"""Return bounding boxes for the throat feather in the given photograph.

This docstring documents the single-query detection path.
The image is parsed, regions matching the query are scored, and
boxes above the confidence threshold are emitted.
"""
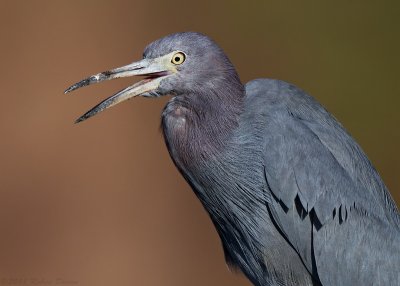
[161,90,243,168]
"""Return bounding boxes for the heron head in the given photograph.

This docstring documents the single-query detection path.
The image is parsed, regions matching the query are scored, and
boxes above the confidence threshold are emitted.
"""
[65,32,238,123]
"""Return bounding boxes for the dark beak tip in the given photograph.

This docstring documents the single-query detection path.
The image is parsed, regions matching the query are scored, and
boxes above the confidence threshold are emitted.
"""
[64,83,80,94]
[64,76,96,95]
[64,87,72,94]
[74,116,86,124]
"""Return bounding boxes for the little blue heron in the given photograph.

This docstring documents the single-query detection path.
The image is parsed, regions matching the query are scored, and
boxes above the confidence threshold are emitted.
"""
[65,32,400,286]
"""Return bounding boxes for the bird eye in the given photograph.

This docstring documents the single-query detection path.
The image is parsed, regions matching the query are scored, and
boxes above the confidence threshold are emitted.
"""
[171,52,186,65]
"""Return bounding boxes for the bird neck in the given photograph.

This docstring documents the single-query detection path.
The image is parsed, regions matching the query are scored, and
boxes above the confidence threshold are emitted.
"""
[162,79,245,168]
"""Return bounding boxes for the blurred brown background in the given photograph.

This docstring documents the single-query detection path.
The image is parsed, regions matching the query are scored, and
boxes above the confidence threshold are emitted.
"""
[0,1,399,285]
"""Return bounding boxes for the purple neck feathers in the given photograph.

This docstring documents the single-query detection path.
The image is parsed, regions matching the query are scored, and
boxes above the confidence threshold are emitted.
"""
[161,73,244,169]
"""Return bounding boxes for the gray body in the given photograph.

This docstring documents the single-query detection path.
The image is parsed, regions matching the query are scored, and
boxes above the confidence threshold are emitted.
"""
[163,78,400,285]
[67,32,400,286]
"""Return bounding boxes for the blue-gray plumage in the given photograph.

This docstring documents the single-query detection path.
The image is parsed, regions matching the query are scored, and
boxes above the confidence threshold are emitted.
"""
[65,32,400,286]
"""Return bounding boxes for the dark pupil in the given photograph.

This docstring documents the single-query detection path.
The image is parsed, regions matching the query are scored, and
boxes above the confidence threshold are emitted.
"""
[175,56,181,62]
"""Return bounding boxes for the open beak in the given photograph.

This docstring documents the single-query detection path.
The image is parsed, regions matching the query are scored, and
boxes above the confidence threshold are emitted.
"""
[65,53,175,123]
